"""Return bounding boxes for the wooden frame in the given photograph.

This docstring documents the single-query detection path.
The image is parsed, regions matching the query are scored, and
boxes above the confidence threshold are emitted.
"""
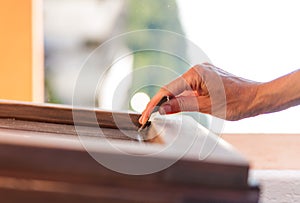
[0,100,259,202]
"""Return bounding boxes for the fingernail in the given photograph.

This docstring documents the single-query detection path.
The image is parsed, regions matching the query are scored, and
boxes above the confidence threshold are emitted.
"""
[139,116,143,124]
[141,116,148,125]
[159,104,172,114]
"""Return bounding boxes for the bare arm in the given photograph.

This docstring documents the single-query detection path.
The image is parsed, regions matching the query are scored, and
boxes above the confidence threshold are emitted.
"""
[254,69,300,115]
[139,63,300,124]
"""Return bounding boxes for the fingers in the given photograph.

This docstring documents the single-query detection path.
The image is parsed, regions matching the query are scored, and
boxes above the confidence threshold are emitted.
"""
[139,90,171,124]
[139,77,193,125]
[159,96,211,115]
[163,75,192,96]
[139,66,204,125]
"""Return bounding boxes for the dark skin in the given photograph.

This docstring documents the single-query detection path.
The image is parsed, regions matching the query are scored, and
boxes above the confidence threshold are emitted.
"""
[139,63,300,124]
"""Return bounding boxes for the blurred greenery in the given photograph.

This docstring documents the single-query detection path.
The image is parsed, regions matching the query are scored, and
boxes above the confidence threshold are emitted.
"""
[125,0,190,98]
[43,0,209,127]
[45,76,61,104]
[124,0,209,127]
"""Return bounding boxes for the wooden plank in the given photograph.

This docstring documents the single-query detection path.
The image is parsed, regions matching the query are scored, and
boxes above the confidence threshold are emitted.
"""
[0,124,249,188]
[0,118,134,141]
[0,139,250,188]
[0,118,162,143]
[0,176,259,203]
[0,100,259,202]
[0,100,141,130]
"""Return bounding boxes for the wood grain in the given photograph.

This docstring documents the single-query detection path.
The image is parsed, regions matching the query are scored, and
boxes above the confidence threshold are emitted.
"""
[0,176,259,203]
[0,132,259,202]
[0,127,249,189]
[0,118,135,141]
[0,100,141,130]
[0,131,250,188]
[0,100,260,202]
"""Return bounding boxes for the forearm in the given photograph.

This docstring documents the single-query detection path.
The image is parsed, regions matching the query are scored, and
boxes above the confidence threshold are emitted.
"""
[251,69,300,116]
[140,64,300,124]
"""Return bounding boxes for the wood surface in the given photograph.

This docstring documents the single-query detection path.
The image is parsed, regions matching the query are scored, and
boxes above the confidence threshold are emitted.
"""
[0,118,135,141]
[0,100,141,130]
[0,128,258,202]
[0,100,259,202]
[0,126,249,188]
[0,176,259,203]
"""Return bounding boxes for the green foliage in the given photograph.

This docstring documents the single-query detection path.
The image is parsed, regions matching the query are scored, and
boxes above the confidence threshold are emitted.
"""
[45,77,61,104]
[125,0,190,98]
[126,0,183,32]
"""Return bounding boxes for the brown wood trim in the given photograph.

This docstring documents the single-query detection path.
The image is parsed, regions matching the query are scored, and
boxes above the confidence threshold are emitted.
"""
[0,100,141,130]
[0,176,259,203]
[0,118,136,141]
[0,118,163,143]
[0,140,249,189]
[0,100,259,202]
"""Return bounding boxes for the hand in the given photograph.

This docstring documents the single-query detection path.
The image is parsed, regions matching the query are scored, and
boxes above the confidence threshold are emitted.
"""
[139,63,261,124]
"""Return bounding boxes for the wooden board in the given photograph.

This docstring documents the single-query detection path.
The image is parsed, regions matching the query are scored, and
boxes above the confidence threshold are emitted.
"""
[0,100,140,129]
[0,128,258,203]
[0,176,259,203]
[0,118,138,141]
[0,100,260,202]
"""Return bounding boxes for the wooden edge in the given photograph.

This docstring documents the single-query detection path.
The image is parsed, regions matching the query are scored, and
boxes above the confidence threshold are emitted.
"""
[0,176,260,203]
[0,100,141,130]
[0,111,252,188]
[0,139,250,189]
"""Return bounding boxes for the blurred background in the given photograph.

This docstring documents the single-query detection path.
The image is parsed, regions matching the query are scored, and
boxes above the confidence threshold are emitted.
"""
[43,0,300,133]
[44,0,189,107]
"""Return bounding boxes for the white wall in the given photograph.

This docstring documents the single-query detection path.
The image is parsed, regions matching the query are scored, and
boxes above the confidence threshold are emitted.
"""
[177,0,300,133]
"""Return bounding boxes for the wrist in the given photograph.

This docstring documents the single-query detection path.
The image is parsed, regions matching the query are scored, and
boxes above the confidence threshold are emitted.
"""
[241,83,265,118]
[251,82,273,116]
[250,70,300,116]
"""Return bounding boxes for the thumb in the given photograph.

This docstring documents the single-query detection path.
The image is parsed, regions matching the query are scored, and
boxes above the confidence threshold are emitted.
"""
[159,96,201,114]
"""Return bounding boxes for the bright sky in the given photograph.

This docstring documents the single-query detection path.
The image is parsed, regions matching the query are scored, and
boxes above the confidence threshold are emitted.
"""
[177,0,300,133]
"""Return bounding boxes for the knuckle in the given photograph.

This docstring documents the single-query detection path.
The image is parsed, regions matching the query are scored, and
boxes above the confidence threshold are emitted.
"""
[190,64,206,78]
[190,62,215,74]
[201,62,213,67]
[159,86,171,96]
[191,64,203,72]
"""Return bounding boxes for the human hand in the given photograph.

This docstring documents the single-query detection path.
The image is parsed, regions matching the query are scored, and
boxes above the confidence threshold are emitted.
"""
[139,63,261,124]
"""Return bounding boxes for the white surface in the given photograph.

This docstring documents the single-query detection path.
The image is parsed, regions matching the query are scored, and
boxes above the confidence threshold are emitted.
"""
[250,170,300,203]
[177,0,300,133]
[44,0,123,45]
[98,51,134,110]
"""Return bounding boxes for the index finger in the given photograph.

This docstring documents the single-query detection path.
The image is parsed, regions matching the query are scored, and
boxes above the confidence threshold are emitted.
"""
[139,75,193,124]
[138,89,171,125]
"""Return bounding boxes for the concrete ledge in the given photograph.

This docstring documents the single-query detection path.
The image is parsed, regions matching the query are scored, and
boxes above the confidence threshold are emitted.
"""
[250,170,300,203]
[222,134,300,169]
